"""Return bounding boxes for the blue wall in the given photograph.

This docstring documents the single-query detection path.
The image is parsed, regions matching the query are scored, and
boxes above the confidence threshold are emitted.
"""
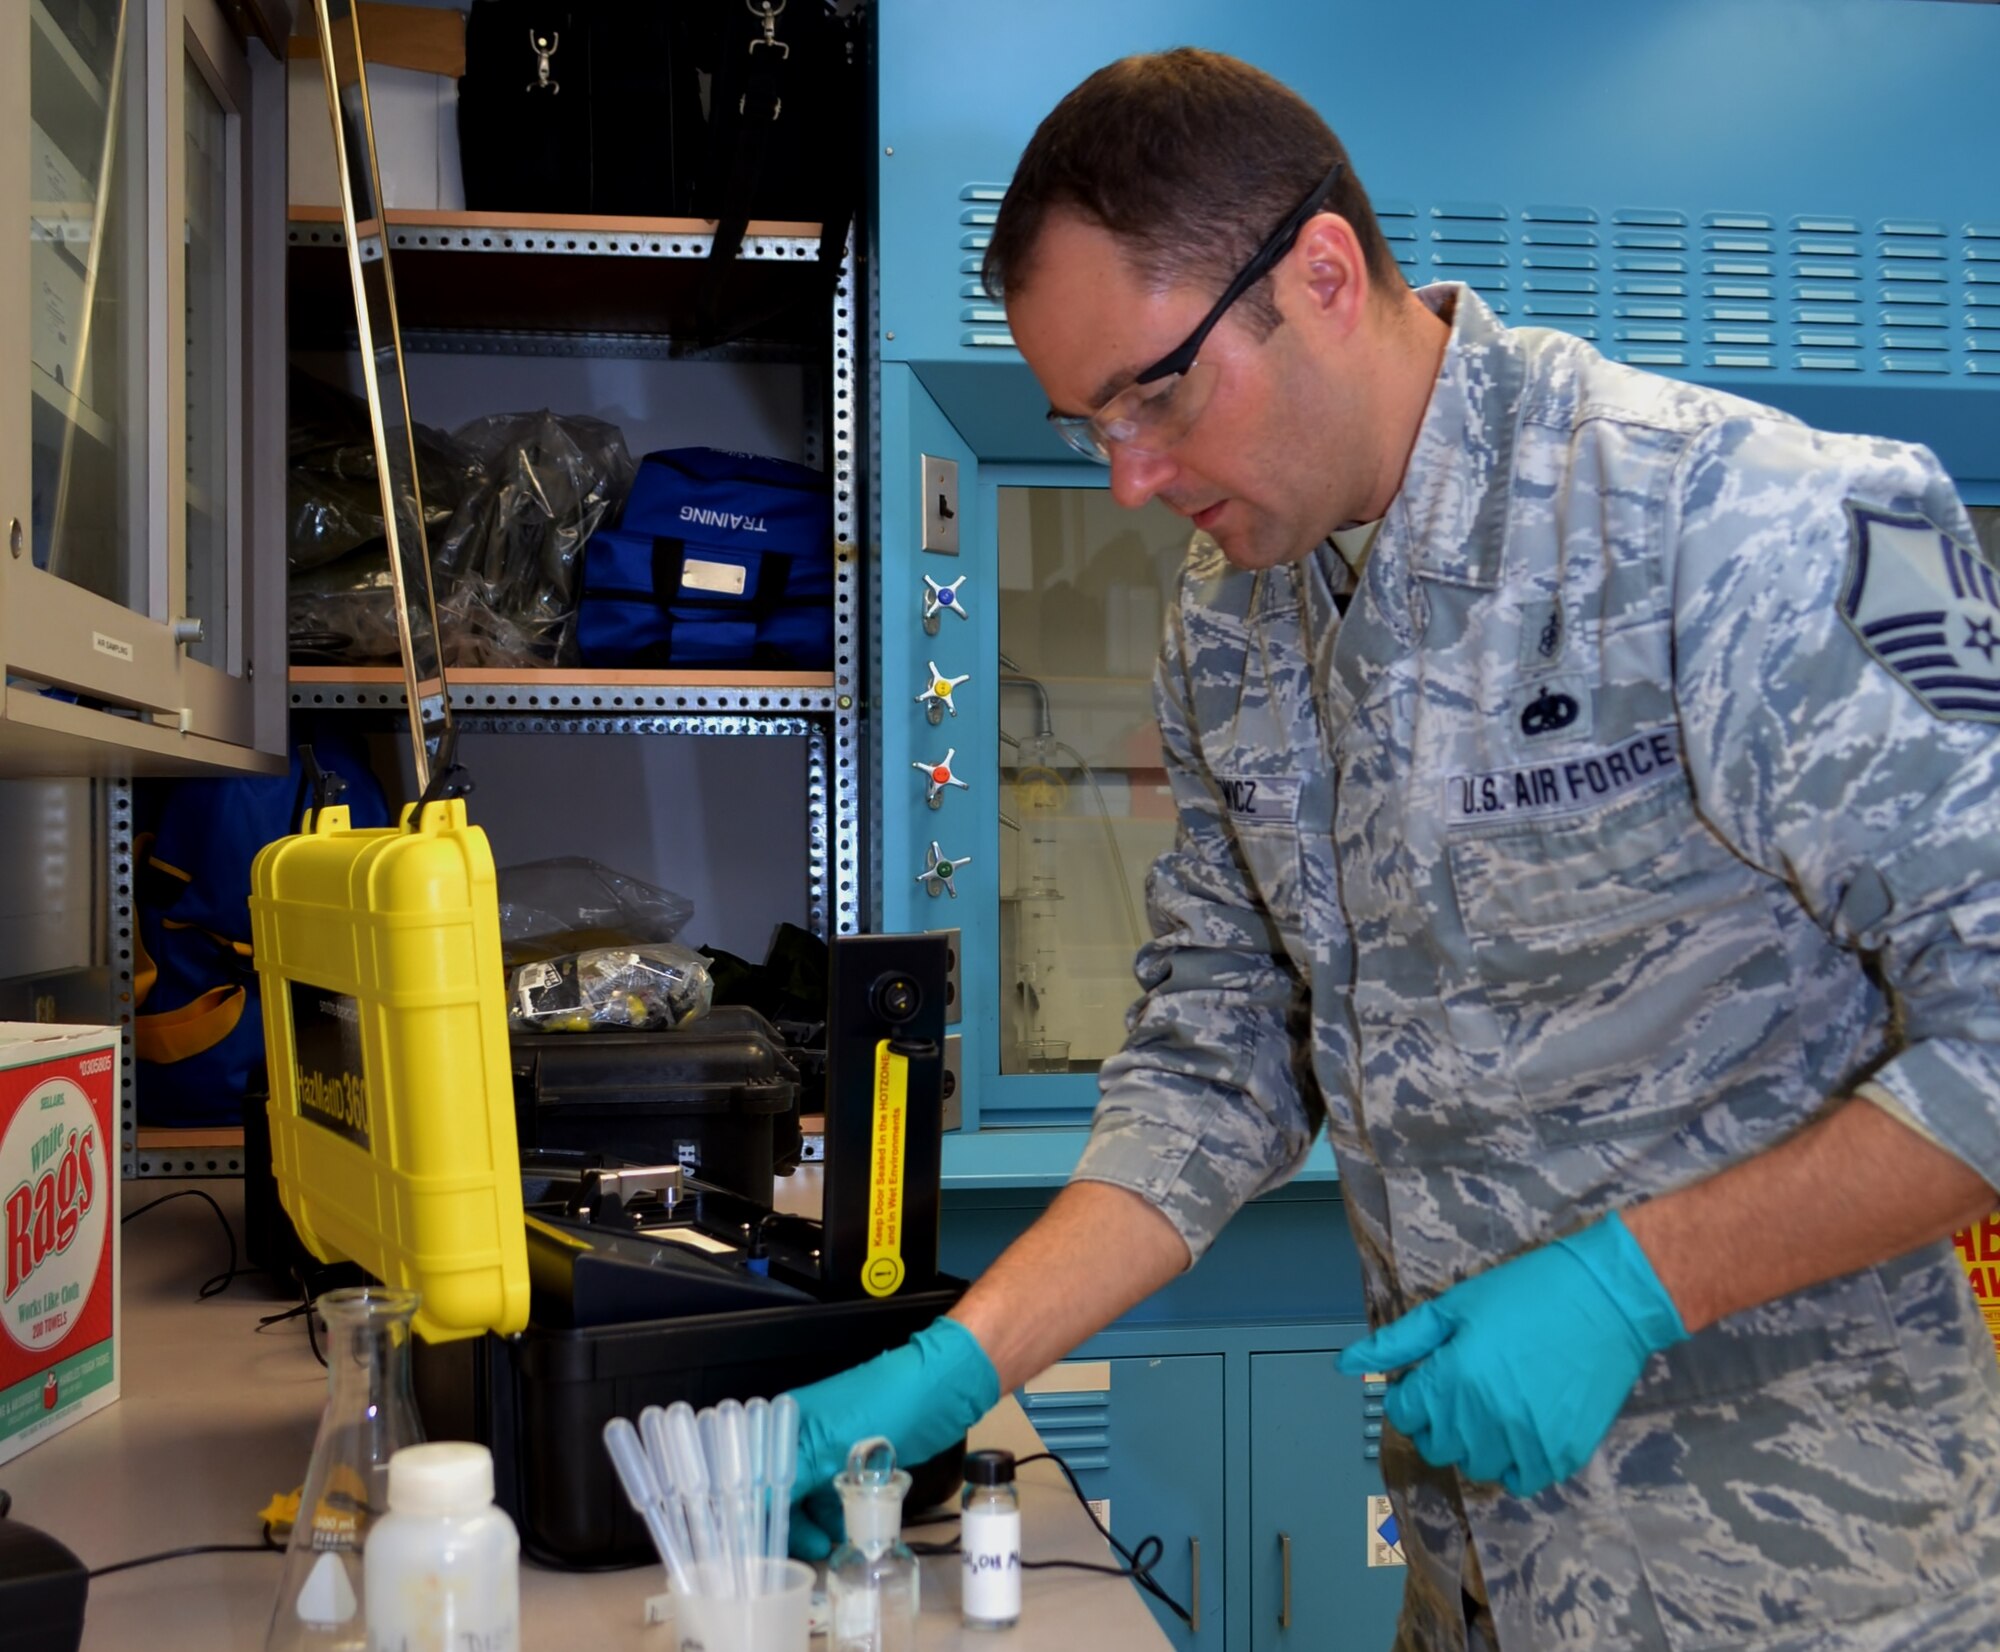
[876,0,2000,481]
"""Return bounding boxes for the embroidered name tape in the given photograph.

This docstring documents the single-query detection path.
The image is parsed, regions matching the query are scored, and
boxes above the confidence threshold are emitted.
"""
[1447,730,1679,825]
[1216,775,1303,826]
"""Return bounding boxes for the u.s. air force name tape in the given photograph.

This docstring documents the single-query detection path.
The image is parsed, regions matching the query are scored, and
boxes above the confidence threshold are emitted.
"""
[1215,774,1303,826]
[1447,728,1680,825]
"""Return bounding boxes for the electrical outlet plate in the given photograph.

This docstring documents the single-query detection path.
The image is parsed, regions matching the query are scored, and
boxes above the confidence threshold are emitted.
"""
[928,926,961,1024]
[921,454,960,555]
[942,1034,963,1131]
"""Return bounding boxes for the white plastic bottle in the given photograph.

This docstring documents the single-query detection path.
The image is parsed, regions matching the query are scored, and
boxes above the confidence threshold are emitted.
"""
[363,1442,519,1652]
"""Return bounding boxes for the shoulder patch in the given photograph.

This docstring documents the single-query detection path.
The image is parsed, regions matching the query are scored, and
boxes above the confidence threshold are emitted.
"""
[1839,502,2000,723]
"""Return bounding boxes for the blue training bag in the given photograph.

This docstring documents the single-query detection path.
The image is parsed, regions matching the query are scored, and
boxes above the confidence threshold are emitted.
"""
[576,447,834,669]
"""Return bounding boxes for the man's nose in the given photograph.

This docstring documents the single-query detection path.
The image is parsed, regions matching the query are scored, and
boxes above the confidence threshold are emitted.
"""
[1108,443,1176,510]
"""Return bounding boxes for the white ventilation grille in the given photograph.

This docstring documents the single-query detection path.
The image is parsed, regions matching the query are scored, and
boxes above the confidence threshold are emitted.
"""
[948,184,2000,382]
[1972,223,2000,376]
[1521,205,1599,337]
[960,183,1015,349]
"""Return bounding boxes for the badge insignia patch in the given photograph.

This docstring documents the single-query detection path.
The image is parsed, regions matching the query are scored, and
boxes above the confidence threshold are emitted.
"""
[1840,502,2000,722]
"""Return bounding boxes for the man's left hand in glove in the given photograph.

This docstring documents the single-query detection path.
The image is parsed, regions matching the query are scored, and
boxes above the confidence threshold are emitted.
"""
[1337,1211,1688,1497]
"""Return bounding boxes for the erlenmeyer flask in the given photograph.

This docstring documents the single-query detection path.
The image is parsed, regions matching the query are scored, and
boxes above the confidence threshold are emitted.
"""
[265,1287,424,1652]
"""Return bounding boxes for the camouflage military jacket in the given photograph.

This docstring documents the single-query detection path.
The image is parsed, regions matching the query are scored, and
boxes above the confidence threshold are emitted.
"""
[1075,285,2000,1650]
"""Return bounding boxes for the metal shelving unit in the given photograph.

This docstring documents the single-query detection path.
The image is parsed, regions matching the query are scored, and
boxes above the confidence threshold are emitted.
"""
[125,209,866,1178]
[283,205,864,940]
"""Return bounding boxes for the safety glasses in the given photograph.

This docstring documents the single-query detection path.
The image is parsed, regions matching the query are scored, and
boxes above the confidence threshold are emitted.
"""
[1047,160,1346,463]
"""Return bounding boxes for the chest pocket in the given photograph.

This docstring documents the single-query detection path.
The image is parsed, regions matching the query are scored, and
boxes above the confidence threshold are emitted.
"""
[1446,768,1743,941]
[1444,757,1803,1141]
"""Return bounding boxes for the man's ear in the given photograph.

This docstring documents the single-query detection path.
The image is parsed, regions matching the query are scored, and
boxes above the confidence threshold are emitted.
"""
[1291,216,1368,332]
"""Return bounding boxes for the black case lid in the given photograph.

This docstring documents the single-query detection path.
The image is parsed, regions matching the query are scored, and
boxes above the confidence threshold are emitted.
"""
[513,1004,800,1116]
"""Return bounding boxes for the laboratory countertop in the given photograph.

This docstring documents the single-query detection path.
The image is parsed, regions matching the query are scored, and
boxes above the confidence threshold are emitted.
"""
[942,1128,1339,1191]
[5,1180,1171,1652]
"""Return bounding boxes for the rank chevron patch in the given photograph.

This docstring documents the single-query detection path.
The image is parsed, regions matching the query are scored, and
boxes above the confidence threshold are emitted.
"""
[1839,501,2000,723]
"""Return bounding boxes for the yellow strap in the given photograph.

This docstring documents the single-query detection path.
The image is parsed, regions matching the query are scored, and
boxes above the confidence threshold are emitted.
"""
[861,1040,910,1298]
[132,922,158,1010]
[134,984,247,1065]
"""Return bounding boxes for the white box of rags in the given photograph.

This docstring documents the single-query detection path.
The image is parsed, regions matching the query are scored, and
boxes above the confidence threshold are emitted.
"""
[0,1023,119,1467]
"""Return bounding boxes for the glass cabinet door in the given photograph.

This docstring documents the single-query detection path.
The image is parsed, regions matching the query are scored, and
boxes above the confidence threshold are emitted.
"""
[181,14,244,676]
[29,0,148,612]
[0,0,283,773]
[994,488,1187,1076]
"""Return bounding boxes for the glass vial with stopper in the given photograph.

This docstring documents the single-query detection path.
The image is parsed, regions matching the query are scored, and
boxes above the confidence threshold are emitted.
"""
[364,1442,519,1652]
[959,1450,1021,1630]
[264,1287,425,1652]
[827,1435,920,1652]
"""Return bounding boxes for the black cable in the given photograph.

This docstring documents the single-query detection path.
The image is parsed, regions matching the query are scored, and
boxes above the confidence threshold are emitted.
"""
[119,1189,240,1300]
[253,1288,327,1367]
[910,1451,1192,1626]
[1017,1451,1194,1627]
[87,1525,280,1579]
[304,1282,326,1367]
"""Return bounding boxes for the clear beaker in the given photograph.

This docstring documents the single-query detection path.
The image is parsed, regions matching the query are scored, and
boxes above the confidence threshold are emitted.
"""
[264,1287,425,1652]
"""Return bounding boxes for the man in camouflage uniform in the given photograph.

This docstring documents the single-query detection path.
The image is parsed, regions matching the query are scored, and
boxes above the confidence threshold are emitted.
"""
[787,49,2000,1650]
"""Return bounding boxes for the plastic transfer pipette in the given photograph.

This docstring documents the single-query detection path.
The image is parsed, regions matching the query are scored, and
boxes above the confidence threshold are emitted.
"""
[602,1417,696,1596]
[767,1393,800,1561]
[665,1401,731,1592]
[714,1399,757,1596]
[745,1396,772,1559]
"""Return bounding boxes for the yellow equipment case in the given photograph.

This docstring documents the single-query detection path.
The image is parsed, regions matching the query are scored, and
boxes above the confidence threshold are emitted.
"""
[251,796,529,1344]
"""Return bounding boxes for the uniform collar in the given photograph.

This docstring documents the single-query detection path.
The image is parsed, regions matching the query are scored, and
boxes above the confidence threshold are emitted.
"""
[1384,283,1525,592]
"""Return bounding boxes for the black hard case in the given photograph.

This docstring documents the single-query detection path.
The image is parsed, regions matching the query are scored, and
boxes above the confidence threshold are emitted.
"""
[510,1006,801,1207]
[414,1278,965,1568]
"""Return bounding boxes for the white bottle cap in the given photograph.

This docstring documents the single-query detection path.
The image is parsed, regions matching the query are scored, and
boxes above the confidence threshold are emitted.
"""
[387,1442,494,1516]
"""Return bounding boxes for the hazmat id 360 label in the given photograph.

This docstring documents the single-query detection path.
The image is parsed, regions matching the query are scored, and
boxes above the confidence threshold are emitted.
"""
[1367,1495,1406,1568]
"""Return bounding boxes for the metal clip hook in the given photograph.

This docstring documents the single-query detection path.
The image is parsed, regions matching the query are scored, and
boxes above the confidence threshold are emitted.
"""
[748,0,791,56]
[740,0,789,118]
[526,28,560,94]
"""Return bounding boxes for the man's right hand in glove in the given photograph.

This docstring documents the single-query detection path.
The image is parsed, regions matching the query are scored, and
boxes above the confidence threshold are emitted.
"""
[783,1316,1000,1558]
[781,1182,1192,1557]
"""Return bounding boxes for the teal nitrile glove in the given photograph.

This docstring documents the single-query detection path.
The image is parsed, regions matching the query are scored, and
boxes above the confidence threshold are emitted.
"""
[1337,1212,1688,1498]
[782,1315,1000,1559]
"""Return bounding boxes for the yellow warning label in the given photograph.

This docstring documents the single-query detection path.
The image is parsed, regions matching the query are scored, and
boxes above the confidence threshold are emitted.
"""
[862,1040,908,1299]
[1952,1216,2000,1369]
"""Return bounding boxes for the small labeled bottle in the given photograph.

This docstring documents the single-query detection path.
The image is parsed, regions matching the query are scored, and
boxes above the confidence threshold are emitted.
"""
[959,1450,1021,1630]
[828,1436,920,1652]
[363,1442,519,1652]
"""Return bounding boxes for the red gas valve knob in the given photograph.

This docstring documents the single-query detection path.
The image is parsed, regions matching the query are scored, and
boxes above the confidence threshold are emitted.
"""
[913,747,969,808]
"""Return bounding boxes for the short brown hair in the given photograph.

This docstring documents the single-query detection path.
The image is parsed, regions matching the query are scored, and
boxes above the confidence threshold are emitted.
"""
[983,49,1401,336]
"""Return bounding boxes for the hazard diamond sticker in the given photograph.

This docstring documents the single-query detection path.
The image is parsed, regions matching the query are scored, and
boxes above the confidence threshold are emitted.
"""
[1839,502,2000,723]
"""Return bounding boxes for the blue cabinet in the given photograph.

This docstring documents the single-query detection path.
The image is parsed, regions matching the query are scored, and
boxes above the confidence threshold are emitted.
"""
[1020,1354,1224,1651]
[944,1185,1406,1648]
[1250,1351,1406,1652]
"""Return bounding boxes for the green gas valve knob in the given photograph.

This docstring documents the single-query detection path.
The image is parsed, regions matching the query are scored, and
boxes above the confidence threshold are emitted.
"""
[917,841,973,898]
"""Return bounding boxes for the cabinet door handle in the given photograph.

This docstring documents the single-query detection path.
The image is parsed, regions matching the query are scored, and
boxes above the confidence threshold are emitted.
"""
[1188,1537,1201,1634]
[1279,1531,1293,1630]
